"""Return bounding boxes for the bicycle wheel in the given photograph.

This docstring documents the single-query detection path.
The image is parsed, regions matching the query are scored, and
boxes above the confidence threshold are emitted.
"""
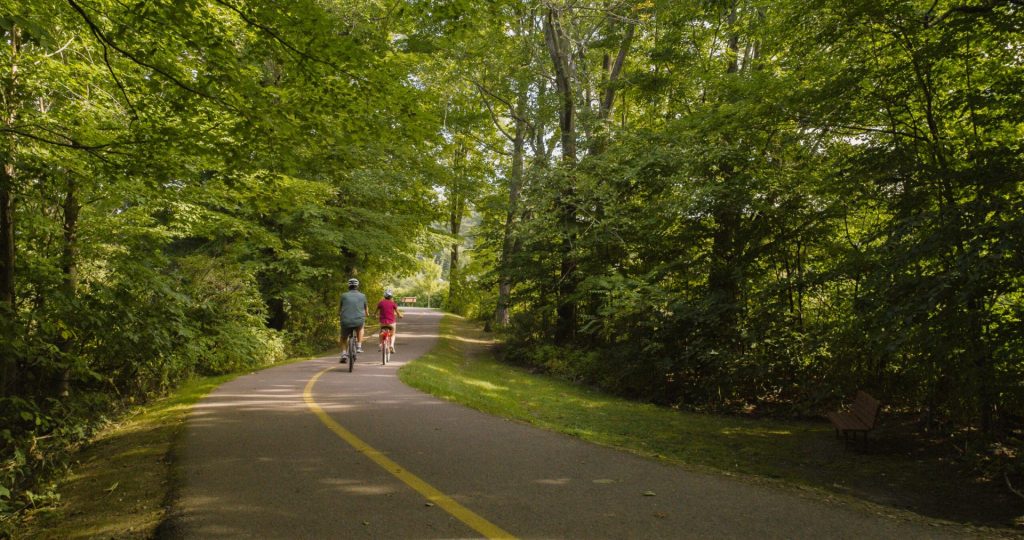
[348,333,356,372]
[384,334,391,365]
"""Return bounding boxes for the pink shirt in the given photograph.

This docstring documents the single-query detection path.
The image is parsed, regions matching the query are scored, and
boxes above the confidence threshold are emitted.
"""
[377,299,399,325]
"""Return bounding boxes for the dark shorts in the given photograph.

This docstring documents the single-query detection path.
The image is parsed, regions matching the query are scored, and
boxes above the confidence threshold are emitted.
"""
[341,324,363,337]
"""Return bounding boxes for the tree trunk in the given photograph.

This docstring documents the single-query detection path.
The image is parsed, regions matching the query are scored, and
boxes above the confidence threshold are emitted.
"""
[1,24,19,308]
[61,178,80,294]
[545,8,576,164]
[0,25,20,398]
[447,145,466,309]
[708,201,741,341]
[58,176,81,396]
[533,80,550,161]
[448,207,462,307]
[0,167,14,398]
[589,21,634,156]
[0,165,13,308]
[545,7,579,342]
[496,90,528,327]
[599,23,635,121]
[708,5,743,346]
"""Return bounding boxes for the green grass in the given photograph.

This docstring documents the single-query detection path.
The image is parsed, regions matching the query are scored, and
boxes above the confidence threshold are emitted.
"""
[400,315,1023,531]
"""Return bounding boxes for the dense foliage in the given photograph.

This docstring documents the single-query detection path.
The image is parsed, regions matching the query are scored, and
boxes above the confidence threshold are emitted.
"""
[444,0,1024,443]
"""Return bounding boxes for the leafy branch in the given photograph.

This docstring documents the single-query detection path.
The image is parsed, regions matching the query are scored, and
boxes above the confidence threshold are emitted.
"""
[210,0,368,84]
[65,0,233,110]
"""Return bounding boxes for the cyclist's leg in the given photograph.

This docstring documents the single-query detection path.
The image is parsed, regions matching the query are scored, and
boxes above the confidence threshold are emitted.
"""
[340,325,350,360]
[341,325,358,360]
[356,324,365,352]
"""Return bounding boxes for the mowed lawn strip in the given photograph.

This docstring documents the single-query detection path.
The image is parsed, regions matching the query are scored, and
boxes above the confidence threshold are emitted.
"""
[398,315,1020,532]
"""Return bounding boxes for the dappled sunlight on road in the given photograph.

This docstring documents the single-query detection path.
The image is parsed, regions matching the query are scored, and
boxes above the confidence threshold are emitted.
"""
[318,478,399,496]
[356,371,403,377]
[194,393,304,405]
[395,333,442,340]
[533,478,571,486]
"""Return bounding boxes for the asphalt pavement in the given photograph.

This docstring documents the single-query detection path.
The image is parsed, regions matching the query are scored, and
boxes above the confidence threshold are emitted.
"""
[164,307,970,539]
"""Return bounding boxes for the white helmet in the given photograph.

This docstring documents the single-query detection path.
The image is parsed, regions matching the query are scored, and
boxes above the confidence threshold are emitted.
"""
[347,278,359,288]
[384,288,394,298]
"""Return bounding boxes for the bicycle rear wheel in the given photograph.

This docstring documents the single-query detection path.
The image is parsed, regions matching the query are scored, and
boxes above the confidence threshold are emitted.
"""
[348,333,356,372]
[379,328,392,365]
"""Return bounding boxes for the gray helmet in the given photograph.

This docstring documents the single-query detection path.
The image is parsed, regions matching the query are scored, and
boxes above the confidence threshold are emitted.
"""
[384,288,394,298]
[347,278,359,288]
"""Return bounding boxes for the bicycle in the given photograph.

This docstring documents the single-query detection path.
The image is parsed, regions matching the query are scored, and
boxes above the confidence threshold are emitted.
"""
[379,326,393,365]
[342,326,358,372]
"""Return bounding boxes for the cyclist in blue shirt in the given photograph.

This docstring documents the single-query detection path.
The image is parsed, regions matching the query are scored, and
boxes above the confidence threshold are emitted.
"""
[339,278,368,363]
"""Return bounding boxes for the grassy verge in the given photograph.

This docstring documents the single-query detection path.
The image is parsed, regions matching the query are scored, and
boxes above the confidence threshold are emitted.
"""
[11,353,321,539]
[399,315,1023,533]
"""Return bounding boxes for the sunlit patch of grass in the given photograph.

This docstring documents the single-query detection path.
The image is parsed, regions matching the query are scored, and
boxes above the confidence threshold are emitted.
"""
[448,335,497,345]
[719,427,794,437]
[461,378,508,392]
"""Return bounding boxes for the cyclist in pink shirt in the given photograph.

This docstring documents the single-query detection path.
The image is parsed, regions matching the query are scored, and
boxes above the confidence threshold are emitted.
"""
[375,288,403,352]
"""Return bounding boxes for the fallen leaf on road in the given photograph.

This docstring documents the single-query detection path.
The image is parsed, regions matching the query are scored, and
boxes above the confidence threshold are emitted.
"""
[643,491,656,497]
[654,512,668,519]
[425,502,435,507]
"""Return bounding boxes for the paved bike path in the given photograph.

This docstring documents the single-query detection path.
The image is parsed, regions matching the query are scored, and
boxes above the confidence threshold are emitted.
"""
[166,308,965,538]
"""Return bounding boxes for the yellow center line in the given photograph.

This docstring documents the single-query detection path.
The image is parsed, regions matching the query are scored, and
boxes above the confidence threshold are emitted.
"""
[303,365,517,540]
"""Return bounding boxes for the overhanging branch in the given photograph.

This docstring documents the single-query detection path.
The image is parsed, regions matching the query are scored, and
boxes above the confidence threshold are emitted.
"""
[211,0,367,83]
[66,0,232,109]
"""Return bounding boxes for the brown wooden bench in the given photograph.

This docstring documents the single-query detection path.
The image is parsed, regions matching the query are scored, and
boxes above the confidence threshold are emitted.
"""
[827,390,881,450]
